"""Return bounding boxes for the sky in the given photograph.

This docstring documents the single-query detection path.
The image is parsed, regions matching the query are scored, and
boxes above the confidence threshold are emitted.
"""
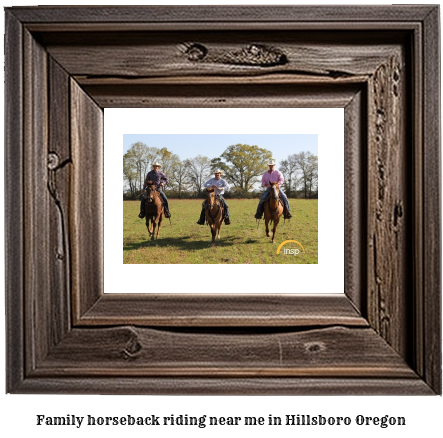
[123,134,318,166]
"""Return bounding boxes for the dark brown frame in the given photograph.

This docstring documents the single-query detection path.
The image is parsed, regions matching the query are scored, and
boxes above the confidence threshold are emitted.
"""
[5,6,441,394]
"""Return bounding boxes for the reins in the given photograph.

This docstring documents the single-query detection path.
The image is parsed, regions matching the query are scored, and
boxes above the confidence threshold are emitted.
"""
[205,192,222,223]
[206,198,221,220]
[145,186,171,226]
[257,184,283,227]
[268,187,281,218]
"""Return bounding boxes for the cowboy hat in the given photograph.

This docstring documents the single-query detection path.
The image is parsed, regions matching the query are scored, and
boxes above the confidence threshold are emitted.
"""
[152,162,161,168]
[267,160,276,166]
[214,168,224,174]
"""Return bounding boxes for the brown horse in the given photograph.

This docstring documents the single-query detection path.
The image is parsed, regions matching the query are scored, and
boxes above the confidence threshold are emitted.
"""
[143,181,164,240]
[205,187,224,245]
[264,182,284,243]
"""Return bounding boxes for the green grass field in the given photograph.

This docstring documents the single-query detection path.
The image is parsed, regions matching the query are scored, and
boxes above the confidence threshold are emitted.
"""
[123,199,318,264]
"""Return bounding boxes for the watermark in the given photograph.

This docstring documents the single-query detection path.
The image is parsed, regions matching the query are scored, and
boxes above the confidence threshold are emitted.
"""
[276,240,305,256]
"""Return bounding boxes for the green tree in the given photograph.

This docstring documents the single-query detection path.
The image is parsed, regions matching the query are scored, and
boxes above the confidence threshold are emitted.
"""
[212,144,272,191]
[156,147,173,176]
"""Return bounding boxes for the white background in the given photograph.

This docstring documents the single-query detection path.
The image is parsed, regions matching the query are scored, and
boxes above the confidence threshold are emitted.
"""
[106,108,344,293]
[1,1,442,437]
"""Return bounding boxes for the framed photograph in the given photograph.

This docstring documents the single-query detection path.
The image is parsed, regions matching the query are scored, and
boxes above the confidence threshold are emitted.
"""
[121,130,320,264]
[5,5,440,394]
[107,108,343,295]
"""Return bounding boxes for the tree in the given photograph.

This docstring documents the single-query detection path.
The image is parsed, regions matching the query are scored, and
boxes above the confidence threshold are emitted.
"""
[305,153,318,198]
[185,155,212,195]
[124,142,154,191]
[126,141,148,190]
[279,155,299,198]
[123,142,174,193]
[212,144,272,191]
[168,155,191,199]
[292,151,318,198]
[157,147,173,176]
[123,153,138,199]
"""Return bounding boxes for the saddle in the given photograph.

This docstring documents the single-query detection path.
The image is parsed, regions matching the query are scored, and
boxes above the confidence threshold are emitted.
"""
[204,198,224,220]
[144,187,161,198]
[203,194,223,207]
[144,190,165,211]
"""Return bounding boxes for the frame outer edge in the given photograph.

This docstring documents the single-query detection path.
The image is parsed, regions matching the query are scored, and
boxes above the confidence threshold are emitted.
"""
[423,6,441,395]
[4,5,441,395]
[11,377,434,396]
[5,11,24,392]
[6,5,438,23]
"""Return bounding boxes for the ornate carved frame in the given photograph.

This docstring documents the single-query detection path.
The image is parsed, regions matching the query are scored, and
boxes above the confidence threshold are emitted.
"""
[5,6,441,394]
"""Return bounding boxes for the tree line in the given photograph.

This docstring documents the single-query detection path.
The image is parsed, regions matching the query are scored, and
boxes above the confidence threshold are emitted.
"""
[123,142,318,200]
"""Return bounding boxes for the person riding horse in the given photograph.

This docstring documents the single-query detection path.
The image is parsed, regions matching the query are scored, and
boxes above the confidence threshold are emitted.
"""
[197,169,231,225]
[138,162,171,219]
[254,161,292,220]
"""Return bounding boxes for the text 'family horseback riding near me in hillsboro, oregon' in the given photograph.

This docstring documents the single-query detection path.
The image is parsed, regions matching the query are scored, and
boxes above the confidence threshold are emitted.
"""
[104,108,344,294]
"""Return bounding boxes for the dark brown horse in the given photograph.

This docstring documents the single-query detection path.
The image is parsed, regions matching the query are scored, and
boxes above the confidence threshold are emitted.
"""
[143,181,164,240]
[205,187,224,245]
[264,182,284,243]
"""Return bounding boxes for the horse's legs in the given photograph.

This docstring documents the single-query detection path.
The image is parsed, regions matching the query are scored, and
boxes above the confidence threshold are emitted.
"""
[265,218,270,237]
[210,225,216,245]
[271,217,279,243]
[156,215,162,239]
[272,209,283,243]
[146,218,152,236]
[219,208,224,239]
[151,222,156,240]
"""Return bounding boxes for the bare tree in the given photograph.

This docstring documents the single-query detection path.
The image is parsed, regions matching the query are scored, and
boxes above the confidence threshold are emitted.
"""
[185,155,212,195]
[279,155,299,198]
[123,154,138,198]
[168,155,191,198]
[124,142,160,191]
[124,142,177,194]
[306,153,318,198]
[293,151,318,198]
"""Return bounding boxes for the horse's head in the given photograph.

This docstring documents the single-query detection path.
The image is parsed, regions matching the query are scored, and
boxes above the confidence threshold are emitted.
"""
[144,181,156,202]
[206,187,216,209]
[270,181,280,200]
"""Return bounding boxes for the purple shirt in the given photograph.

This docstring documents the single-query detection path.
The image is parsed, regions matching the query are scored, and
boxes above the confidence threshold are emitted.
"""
[144,170,169,188]
[261,169,284,188]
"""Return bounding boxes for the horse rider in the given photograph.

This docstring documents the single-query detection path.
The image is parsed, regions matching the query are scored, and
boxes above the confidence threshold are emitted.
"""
[138,162,171,219]
[197,169,231,225]
[254,160,292,220]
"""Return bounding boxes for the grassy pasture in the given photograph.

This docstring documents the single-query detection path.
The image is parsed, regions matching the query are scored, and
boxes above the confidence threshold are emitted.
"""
[123,199,318,264]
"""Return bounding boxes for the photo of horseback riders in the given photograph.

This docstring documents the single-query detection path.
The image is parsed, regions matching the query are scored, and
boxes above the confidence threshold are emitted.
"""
[123,134,318,264]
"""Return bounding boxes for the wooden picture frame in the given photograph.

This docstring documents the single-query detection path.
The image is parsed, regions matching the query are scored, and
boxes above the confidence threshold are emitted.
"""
[5,5,441,394]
